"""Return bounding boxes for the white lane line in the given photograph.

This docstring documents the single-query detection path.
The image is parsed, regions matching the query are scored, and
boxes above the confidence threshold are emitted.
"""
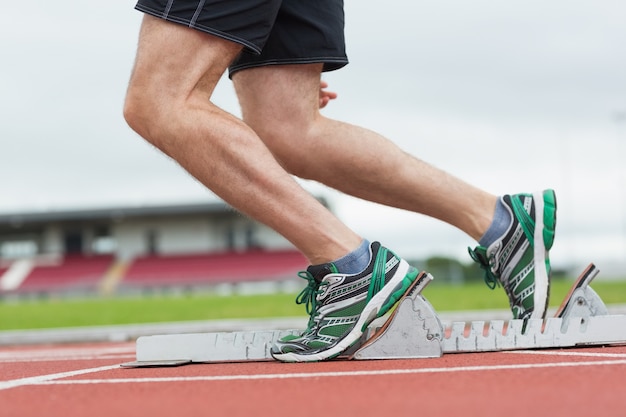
[0,364,120,391]
[505,350,626,358]
[32,359,626,386]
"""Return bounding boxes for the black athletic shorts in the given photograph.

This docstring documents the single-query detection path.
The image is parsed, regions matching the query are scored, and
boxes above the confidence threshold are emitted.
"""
[134,0,349,76]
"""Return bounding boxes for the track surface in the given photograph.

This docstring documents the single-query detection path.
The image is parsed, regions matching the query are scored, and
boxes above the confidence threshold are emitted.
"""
[1,342,625,417]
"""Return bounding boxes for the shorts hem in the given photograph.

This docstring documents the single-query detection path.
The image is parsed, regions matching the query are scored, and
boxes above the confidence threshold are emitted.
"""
[229,58,349,77]
[135,4,262,54]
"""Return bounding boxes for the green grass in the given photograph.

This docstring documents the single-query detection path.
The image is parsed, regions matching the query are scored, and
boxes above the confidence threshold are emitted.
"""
[0,292,304,331]
[423,278,626,311]
[1,278,625,331]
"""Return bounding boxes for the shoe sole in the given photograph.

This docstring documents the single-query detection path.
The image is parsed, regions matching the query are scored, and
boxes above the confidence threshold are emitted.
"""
[272,259,419,362]
[530,189,557,320]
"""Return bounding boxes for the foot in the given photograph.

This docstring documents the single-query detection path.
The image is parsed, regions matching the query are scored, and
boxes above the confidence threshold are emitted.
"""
[271,241,419,362]
[469,189,557,320]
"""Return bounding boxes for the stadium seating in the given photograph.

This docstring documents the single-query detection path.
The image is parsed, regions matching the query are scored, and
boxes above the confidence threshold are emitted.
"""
[9,254,114,294]
[0,250,309,295]
[121,250,308,288]
[0,265,8,289]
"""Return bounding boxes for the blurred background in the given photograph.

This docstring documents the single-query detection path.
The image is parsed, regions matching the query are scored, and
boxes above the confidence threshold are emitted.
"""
[1,0,626,304]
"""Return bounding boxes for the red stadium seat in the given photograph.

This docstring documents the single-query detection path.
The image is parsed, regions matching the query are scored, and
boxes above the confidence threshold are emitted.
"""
[121,250,308,288]
[12,254,114,294]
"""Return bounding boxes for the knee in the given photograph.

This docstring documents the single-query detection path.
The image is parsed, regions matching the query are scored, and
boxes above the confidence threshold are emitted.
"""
[123,84,179,156]
[123,86,153,141]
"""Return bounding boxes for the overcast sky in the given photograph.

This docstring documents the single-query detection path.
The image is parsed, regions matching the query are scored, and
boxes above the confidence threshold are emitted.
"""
[1,1,625,270]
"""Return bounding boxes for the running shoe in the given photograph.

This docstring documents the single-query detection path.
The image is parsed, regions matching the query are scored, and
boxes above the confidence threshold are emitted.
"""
[469,189,557,320]
[271,241,419,362]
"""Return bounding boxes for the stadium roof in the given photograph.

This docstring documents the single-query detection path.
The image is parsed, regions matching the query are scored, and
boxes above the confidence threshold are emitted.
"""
[0,201,233,227]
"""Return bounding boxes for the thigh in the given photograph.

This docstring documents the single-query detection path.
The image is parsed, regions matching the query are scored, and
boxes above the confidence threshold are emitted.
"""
[232,64,331,176]
[128,14,242,104]
[232,64,324,137]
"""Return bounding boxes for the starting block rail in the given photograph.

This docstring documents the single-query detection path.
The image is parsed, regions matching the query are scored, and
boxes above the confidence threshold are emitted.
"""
[122,263,626,367]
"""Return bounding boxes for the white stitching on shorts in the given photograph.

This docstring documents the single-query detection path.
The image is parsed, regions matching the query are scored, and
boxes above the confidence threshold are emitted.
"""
[190,0,206,27]
[163,0,174,19]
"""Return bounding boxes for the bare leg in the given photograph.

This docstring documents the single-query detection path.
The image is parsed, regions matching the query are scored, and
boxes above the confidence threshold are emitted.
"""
[232,64,498,241]
[123,16,361,264]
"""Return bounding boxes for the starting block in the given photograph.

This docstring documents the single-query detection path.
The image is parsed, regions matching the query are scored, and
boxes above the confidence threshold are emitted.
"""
[121,263,626,367]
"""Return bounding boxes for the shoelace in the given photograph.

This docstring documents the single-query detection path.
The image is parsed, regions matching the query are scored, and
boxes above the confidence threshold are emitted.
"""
[468,247,499,290]
[294,270,327,331]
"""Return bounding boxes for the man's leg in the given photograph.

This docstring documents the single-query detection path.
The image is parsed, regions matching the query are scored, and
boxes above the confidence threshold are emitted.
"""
[124,17,422,362]
[232,64,498,242]
[123,15,362,265]
[233,64,557,321]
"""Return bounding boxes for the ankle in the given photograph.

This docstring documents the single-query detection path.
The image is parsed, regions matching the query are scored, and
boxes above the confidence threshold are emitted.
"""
[328,239,371,274]
[478,197,512,247]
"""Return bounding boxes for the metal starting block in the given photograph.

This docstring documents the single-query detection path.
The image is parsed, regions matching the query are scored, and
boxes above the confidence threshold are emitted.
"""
[122,263,626,368]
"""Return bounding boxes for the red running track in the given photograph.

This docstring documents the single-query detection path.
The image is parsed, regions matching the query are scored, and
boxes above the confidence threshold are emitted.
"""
[1,342,625,417]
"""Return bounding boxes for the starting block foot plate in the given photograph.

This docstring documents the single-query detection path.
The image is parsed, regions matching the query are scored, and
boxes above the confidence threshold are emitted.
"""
[350,272,443,360]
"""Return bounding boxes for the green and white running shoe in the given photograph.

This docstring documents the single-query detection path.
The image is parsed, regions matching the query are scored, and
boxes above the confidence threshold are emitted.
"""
[271,241,419,362]
[469,189,557,320]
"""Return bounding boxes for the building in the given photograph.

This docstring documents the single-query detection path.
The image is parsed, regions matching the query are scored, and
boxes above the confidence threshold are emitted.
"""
[0,200,314,296]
